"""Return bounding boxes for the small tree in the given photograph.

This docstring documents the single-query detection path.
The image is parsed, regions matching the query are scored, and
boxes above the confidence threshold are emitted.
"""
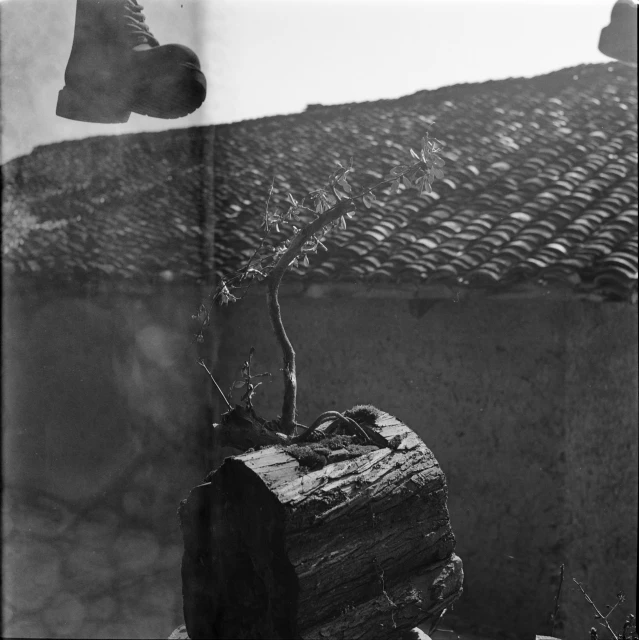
[181,134,465,640]
[196,133,447,438]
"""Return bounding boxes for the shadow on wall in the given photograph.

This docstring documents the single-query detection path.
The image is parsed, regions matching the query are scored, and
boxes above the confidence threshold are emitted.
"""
[2,283,216,638]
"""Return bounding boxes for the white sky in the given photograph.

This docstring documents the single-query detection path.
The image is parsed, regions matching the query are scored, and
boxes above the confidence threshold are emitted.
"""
[0,0,621,162]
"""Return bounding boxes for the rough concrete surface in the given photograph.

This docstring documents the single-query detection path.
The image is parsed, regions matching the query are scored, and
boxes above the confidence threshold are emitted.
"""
[2,285,213,638]
[2,286,636,638]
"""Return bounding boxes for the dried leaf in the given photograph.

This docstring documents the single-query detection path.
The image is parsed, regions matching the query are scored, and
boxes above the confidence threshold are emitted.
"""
[390,165,409,177]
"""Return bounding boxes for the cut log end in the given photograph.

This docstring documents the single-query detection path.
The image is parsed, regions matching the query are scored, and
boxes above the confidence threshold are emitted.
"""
[180,408,463,639]
[180,461,299,639]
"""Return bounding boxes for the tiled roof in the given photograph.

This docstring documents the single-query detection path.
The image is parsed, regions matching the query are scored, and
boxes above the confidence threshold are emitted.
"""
[2,131,215,284]
[2,63,637,300]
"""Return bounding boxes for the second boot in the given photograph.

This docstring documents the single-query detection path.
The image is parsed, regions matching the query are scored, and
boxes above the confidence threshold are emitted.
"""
[598,0,637,64]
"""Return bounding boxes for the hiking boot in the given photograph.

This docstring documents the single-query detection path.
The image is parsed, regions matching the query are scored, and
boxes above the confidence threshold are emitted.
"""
[57,0,207,123]
[598,0,637,64]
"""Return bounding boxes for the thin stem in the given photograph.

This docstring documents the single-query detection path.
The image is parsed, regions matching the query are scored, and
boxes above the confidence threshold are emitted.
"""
[605,599,622,620]
[198,359,232,410]
[239,178,276,297]
[266,273,297,434]
[550,564,564,635]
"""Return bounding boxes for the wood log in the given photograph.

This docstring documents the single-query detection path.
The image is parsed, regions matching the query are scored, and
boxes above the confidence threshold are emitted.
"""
[179,408,463,639]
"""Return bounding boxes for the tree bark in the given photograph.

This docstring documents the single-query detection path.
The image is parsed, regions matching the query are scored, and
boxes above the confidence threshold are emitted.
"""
[265,198,356,434]
[179,409,463,639]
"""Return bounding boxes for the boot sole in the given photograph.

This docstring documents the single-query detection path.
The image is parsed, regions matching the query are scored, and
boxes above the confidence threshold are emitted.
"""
[56,86,131,124]
[130,67,206,119]
[57,66,206,122]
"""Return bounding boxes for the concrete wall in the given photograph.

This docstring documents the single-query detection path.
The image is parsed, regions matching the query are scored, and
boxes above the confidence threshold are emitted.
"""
[215,292,638,638]
[2,285,637,638]
[2,284,214,638]
[562,302,639,631]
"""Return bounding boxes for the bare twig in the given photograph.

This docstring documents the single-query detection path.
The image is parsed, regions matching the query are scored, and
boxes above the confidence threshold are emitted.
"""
[606,597,624,620]
[573,579,618,640]
[239,347,271,410]
[226,348,272,411]
[198,358,232,410]
[237,177,277,300]
[550,563,564,635]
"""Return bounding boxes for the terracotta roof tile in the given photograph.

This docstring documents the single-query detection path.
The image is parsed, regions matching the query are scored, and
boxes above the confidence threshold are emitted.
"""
[2,62,637,300]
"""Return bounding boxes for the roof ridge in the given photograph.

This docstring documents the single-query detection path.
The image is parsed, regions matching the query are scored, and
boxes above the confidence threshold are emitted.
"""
[3,62,635,168]
[3,61,637,300]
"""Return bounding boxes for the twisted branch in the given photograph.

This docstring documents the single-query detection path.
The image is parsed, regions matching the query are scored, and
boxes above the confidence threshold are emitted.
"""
[267,200,355,434]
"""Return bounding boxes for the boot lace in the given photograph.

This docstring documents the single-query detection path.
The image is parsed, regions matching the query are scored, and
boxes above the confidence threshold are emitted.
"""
[124,0,160,47]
